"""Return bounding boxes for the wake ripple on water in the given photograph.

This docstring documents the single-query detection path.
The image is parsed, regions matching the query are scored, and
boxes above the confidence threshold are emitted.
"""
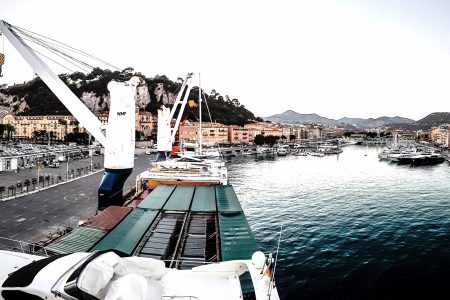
[227,146,450,300]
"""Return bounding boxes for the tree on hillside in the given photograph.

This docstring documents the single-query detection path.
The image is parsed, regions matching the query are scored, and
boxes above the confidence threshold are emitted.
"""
[3,68,263,126]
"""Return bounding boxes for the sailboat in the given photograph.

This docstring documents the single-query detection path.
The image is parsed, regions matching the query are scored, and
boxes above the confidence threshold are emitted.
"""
[138,73,228,188]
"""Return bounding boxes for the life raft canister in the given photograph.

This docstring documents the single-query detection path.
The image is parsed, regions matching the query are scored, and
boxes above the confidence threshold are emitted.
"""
[0,53,4,77]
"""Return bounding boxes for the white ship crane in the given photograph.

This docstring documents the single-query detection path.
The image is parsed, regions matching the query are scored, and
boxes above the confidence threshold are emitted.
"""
[0,20,139,209]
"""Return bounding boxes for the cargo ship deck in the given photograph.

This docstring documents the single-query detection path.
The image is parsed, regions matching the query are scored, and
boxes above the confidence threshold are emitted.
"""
[44,184,259,270]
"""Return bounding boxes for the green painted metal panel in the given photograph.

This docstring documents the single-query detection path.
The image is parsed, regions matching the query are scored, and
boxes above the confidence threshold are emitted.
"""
[216,185,243,212]
[219,211,259,261]
[163,185,195,211]
[46,227,105,255]
[91,208,158,255]
[191,186,216,212]
[139,185,175,210]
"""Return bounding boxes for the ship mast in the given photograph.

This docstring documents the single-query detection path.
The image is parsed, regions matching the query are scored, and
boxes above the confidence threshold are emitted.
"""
[199,73,203,154]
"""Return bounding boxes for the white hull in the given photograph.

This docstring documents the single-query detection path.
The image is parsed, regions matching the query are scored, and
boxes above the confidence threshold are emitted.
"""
[0,250,280,300]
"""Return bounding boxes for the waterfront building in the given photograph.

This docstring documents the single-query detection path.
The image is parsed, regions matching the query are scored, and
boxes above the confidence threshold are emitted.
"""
[243,123,266,141]
[137,111,157,137]
[430,125,450,147]
[261,126,283,138]
[291,125,309,142]
[0,110,84,140]
[416,130,431,141]
[179,121,228,145]
[280,124,292,139]
[179,120,199,142]
[0,109,159,141]
[96,113,108,125]
[306,125,325,141]
[228,126,250,144]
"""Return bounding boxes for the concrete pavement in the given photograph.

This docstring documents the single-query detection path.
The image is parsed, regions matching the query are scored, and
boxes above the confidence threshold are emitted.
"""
[0,154,153,250]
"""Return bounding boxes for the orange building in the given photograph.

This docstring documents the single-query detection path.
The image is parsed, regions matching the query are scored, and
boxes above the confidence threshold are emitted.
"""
[228,126,250,144]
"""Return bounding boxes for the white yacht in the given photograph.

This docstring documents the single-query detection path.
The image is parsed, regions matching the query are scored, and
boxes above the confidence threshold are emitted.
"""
[0,250,280,300]
[308,151,325,157]
[138,156,228,188]
[276,146,289,156]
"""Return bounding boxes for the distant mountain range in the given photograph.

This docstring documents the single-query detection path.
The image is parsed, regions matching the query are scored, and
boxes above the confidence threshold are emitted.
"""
[339,116,415,129]
[264,110,449,129]
[264,110,339,126]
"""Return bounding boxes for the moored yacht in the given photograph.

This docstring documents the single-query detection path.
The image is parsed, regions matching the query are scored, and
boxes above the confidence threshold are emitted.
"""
[411,153,446,166]
[0,249,280,300]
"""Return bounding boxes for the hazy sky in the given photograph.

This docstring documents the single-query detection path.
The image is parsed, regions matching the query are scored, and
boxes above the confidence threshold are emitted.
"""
[1,0,450,120]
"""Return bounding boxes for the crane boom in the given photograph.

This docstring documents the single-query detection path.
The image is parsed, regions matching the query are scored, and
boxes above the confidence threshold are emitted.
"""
[0,20,106,145]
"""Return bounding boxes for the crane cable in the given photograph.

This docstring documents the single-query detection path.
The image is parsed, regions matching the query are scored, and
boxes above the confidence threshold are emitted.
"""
[3,22,122,75]
[10,26,95,72]
[12,26,122,71]
[17,33,93,73]
[9,23,121,71]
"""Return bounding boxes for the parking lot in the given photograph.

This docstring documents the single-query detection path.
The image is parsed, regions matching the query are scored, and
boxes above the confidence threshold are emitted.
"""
[0,155,105,198]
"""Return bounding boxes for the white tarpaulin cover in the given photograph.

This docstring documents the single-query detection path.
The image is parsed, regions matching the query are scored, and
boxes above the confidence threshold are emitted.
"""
[77,252,168,300]
[78,252,119,297]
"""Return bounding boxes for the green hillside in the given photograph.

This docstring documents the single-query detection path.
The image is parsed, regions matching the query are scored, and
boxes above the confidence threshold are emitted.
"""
[0,68,261,126]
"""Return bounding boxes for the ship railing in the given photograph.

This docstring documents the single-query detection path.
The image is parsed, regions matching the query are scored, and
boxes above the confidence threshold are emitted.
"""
[0,236,49,256]
[161,296,199,300]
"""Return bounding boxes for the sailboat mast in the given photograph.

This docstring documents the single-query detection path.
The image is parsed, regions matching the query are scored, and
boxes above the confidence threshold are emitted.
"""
[199,73,203,154]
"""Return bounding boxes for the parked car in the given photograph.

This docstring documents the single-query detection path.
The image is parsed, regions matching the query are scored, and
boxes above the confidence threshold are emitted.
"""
[48,162,60,168]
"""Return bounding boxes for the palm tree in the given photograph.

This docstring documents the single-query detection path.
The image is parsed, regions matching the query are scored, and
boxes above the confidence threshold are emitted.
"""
[0,124,6,139]
[40,130,47,144]
[49,131,57,144]
[31,130,40,142]
[5,124,15,140]
[58,119,68,142]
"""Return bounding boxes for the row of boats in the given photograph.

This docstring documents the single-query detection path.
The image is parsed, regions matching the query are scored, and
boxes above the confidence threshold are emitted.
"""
[258,145,343,157]
[378,147,447,166]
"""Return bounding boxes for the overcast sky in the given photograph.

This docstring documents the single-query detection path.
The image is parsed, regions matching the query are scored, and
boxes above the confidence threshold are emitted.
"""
[1,0,450,120]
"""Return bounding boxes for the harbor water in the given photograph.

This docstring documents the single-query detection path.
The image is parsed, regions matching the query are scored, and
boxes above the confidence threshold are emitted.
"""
[228,145,450,300]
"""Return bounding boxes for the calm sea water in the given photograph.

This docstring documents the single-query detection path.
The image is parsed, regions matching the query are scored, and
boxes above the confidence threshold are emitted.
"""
[227,145,450,300]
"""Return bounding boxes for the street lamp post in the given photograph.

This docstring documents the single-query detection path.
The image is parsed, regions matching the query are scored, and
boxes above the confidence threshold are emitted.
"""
[89,133,93,173]
[66,151,69,181]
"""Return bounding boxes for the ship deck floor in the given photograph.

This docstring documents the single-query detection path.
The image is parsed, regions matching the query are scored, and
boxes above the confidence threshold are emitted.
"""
[85,184,259,269]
